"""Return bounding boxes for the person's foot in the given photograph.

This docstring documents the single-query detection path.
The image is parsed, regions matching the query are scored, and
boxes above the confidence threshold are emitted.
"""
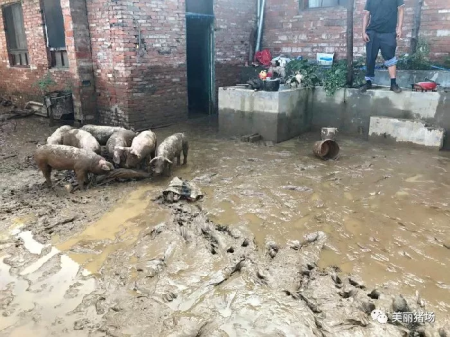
[390,84,402,93]
[359,82,372,93]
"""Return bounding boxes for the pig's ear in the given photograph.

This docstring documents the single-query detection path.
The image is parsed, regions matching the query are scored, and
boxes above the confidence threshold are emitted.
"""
[149,157,157,165]
[164,157,173,164]
[99,159,112,171]
[130,148,140,158]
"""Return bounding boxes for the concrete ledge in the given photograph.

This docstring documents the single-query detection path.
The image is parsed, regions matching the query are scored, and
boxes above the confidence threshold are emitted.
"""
[218,85,450,149]
[311,87,450,148]
[218,86,312,143]
[374,70,450,89]
[368,116,445,149]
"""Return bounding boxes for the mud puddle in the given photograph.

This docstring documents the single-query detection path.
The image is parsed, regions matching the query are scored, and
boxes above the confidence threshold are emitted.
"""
[0,229,96,337]
[1,116,450,335]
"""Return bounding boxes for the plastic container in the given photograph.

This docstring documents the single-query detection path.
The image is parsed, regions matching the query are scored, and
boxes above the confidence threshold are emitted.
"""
[263,78,280,92]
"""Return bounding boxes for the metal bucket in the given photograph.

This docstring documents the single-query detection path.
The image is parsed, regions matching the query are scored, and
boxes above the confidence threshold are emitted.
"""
[321,127,338,141]
[313,140,340,160]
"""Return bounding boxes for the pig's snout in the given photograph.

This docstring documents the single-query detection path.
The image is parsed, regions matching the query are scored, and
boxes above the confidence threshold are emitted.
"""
[98,159,113,171]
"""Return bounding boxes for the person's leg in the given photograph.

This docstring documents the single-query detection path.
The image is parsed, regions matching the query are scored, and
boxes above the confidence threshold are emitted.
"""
[380,32,401,93]
[361,31,379,93]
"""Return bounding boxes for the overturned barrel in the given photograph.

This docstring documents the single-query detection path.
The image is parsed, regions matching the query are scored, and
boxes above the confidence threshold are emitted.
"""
[313,139,340,160]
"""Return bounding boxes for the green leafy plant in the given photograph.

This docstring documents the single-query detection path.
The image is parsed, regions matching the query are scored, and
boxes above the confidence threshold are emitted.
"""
[351,56,367,88]
[322,60,348,96]
[285,57,369,96]
[34,71,57,95]
[397,38,432,70]
[285,59,321,88]
[64,78,75,94]
[444,55,450,68]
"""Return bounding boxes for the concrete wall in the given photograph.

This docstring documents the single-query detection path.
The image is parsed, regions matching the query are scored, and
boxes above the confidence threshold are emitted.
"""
[373,70,450,89]
[218,86,312,143]
[219,85,450,148]
[263,0,450,62]
[368,116,445,149]
[311,87,450,148]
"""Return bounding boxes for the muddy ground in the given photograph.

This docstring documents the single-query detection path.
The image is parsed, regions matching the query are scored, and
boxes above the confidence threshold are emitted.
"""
[1,115,450,336]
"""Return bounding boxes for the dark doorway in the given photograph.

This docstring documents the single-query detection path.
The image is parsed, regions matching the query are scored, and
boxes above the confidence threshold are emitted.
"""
[186,0,215,116]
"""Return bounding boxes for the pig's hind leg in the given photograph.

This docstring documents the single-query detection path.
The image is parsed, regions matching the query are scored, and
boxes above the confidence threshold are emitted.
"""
[75,169,88,190]
[39,163,53,187]
[182,142,188,165]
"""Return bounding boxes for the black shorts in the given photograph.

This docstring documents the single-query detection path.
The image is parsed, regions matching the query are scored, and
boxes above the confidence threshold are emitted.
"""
[365,30,398,78]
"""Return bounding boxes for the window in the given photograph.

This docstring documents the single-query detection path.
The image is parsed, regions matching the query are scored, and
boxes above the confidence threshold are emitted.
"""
[42,0,68,68]
[2,3,29,67]
[186,0,213,15]
[301,0,348,9]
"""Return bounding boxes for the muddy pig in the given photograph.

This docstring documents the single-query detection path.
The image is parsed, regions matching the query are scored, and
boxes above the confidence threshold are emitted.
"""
[62,129,101,154]
[47,125,73,145]
[80,125,128,145]
[34,144,114,189]
[106,129,136,167]
[125,130,157,170]
[150,133,188,176]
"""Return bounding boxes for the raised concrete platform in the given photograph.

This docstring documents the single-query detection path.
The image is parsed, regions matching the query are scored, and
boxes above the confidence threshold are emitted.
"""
[374,69,450,89]
[311,87,450,149]
[218,86,312,143]
[218,85,450,149]
[368,116,445,149]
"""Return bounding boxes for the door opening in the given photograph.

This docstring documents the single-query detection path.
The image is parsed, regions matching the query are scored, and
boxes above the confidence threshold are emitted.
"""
[186,1,215,117]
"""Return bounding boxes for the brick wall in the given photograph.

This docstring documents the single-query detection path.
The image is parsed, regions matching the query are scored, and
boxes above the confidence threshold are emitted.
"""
[88,0,188,129]
[0,0,95,121]
[263,0,450,61]
[214,0,256,89]
[87,0,256,129]
[0,0,256,128]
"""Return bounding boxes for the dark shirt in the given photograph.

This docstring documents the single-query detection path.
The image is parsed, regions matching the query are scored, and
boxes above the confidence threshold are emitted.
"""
[365,0,404,33]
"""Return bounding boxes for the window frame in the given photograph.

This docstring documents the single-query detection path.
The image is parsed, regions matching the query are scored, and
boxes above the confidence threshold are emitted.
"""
[2,2,30,68]
[41,0,69,69]
[300,0,348,10]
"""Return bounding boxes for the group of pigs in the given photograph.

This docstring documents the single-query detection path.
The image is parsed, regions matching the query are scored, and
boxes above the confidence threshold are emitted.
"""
[34,125,189,189]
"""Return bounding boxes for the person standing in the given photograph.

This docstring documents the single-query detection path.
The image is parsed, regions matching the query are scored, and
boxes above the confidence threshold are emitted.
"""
[360,0,405,93]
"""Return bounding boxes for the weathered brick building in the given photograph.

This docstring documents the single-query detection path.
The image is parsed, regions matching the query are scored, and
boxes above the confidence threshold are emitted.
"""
[0,0,255,128]
[0,0,448,129]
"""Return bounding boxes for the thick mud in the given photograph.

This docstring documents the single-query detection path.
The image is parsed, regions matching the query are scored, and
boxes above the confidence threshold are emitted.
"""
[1,116,450,336]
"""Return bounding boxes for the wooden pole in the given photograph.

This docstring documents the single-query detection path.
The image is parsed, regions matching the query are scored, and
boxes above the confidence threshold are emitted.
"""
[411,0,423,54]
[346,0,354,86]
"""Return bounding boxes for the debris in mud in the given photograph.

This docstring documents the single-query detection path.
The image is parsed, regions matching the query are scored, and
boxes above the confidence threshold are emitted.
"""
[241,133,262,143]
[282,185,313,192]
[161,177,203,203]
[392,294,409,312]
[96,168,151,185]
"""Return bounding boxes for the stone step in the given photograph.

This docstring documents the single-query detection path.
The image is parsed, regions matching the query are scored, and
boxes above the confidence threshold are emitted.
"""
[368,116,445,149]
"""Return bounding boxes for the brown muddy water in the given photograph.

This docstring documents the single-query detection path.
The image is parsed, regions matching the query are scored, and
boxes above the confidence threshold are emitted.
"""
[1,116,450,336]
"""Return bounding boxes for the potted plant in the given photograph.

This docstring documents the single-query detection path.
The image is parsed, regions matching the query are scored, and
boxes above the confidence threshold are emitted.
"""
[33,71,74,126]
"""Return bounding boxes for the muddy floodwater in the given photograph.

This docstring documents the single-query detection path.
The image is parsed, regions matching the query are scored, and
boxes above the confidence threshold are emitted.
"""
[1,116,450,336]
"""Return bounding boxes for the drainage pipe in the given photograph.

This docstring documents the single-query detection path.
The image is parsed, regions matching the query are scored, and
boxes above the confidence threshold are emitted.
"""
[255,0,266,52]
[257,0,261,21]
